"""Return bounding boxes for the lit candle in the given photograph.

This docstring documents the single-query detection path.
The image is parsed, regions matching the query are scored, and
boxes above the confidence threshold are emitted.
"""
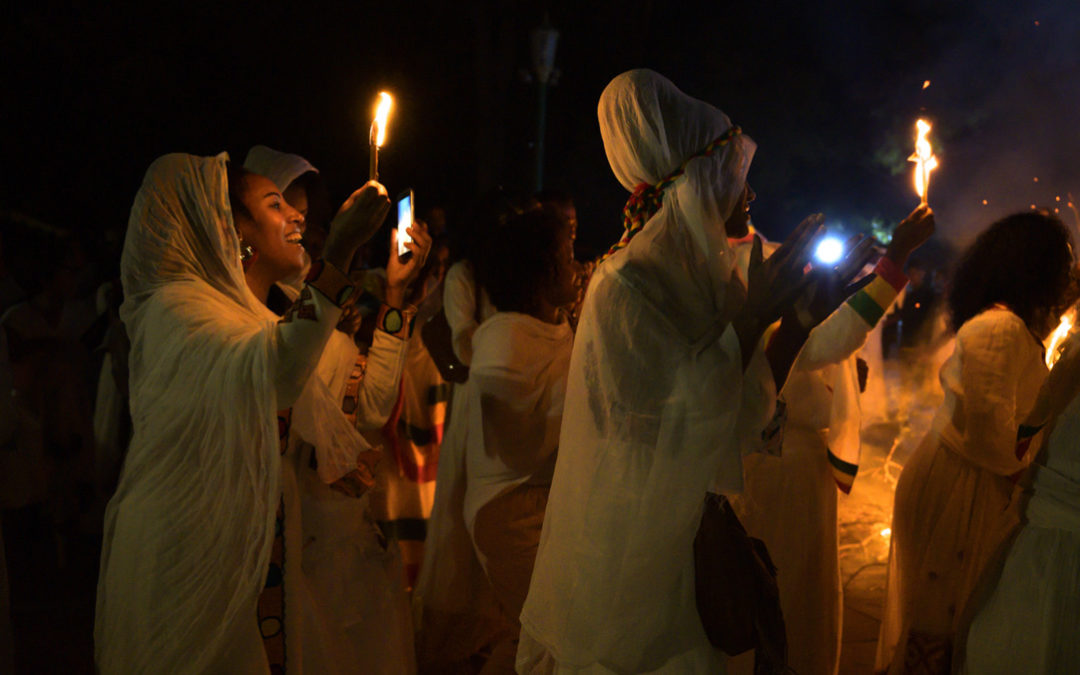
[369,92,393,181]
[908,119,938,207]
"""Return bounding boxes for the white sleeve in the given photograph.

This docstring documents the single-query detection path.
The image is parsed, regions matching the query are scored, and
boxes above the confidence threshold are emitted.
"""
[274,286,343,408]
[444,261,480,365]
[351,329,408,429]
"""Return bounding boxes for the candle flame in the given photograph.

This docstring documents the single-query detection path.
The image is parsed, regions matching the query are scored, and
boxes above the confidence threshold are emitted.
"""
[370,92,393,148]
[908,119,938,206]
[880,527,892,538]
[1046,309,1076,369]
[922,80,931,89]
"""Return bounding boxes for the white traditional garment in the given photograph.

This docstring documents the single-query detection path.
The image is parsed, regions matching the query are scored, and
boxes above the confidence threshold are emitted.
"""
[243,144,414,673]
[961,328,1080,673]
[463,311,573,672]
[728,238,905,675]
[95,153,363,674]
[876,307,1046,674]
[464,312,573,539]
[518,69,775,674]
[414,259,504,670]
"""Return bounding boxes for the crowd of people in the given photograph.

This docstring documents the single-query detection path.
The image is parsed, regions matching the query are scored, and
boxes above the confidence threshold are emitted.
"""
[3,68,1080,674]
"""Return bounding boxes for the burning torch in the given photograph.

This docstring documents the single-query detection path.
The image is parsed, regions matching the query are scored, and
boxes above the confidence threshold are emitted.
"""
[369,92,393,181]
[909,119,938,208]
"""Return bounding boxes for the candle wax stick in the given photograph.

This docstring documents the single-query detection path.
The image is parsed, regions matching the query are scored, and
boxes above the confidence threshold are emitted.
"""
[369,145,378,182]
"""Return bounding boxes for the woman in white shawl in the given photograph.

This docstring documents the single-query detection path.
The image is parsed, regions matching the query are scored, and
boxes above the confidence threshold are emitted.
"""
[240,145,431,674]
[517,69,847,674]
[876,211,1075,674]
[95,153,390,674]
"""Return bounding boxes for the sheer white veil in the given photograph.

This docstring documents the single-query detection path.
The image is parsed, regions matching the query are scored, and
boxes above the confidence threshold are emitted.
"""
[520,71,766,672]
[97,153,282,673]
[599,68,755,340]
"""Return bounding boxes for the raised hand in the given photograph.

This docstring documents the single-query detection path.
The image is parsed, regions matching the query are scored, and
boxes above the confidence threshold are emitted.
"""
[746,213,825,326]
[787,234,877,332]
[323,181,392,270]
[385,220,433,308]
[885,205,935,266]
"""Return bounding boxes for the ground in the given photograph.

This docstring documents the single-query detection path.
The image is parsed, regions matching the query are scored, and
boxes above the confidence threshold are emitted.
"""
[838,351,946,674]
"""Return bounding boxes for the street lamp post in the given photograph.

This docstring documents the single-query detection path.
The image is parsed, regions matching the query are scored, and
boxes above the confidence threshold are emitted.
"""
[530,18,559,192]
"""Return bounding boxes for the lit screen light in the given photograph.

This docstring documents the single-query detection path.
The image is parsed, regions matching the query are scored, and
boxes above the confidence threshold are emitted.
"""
[814,236,845,265]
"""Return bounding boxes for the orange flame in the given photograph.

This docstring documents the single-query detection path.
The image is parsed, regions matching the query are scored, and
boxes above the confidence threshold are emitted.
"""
[370,92,393,148]
[1046,309,1076,369]
[908,119,938,207]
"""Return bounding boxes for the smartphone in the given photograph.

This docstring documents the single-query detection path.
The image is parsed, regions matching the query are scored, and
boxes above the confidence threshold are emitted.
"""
[396,188,414,260]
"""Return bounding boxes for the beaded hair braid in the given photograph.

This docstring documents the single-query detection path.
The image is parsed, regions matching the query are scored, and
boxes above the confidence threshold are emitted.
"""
[600,126,743,263]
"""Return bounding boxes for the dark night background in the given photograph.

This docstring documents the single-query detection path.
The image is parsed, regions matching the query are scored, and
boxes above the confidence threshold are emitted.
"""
[1,2,1079,672]
[2,0,1080,257]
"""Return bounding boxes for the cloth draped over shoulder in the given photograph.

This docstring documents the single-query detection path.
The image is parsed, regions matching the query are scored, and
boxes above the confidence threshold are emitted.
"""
[519,69,775,673]
[94,153,366,674]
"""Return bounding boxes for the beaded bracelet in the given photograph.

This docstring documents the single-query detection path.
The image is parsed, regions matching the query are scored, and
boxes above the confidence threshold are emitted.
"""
[305,259,357,308]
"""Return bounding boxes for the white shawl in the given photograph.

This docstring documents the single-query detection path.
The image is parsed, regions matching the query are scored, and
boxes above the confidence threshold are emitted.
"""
[95,153,364,673]
[519,70,774,673]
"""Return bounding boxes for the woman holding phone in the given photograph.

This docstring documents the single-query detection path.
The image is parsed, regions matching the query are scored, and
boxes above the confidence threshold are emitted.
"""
[95,152,394,673]
[241,145,431,674]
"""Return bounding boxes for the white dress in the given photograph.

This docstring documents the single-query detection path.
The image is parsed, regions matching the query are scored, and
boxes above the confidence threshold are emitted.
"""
[413,259,504,669]
[876,307,1046,673]
[283,329,414,675]
[729,250,905,675]
[963,330,1080,673]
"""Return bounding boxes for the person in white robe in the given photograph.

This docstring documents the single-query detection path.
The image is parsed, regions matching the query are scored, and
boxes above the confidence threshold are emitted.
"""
[94,152,391,674]
[462,205,578,673]
[875,211,1075,674]
[728,208,933,675]
[961,320,1080,673]
[516,69,856,675]
[413,224,507,673]
[242,145,431,675]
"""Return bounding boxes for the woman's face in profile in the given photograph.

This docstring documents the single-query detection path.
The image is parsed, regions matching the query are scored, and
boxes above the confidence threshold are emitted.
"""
[235,173,307,279]
[724,183,756,238]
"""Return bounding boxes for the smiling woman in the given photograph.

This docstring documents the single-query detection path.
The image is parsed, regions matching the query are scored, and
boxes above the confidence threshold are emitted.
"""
[226,165,308,304]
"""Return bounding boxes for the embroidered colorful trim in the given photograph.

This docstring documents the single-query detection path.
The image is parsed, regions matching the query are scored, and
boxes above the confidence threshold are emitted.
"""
[846,258,909,327]
[827,448,859,494]
[376,303,416,338]
[600,126,743,263]
[305,259,357,308]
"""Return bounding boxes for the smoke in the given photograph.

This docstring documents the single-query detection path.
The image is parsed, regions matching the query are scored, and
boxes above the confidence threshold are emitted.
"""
[872,0,1080,246]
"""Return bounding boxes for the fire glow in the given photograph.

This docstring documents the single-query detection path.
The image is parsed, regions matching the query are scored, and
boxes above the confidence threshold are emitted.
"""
[369,91,394,181]
[1045,309,1076,369]
[908,119,938,207]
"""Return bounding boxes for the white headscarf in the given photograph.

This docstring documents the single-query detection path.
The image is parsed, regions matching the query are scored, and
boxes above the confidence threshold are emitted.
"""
[519,70,767,673]
[96,153,365,673]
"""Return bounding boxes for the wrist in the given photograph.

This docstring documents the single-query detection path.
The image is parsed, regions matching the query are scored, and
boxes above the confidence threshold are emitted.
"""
[883,245,908,268]
[384,284,406,309]
[322,234,354,271]
[874,255,909,292]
